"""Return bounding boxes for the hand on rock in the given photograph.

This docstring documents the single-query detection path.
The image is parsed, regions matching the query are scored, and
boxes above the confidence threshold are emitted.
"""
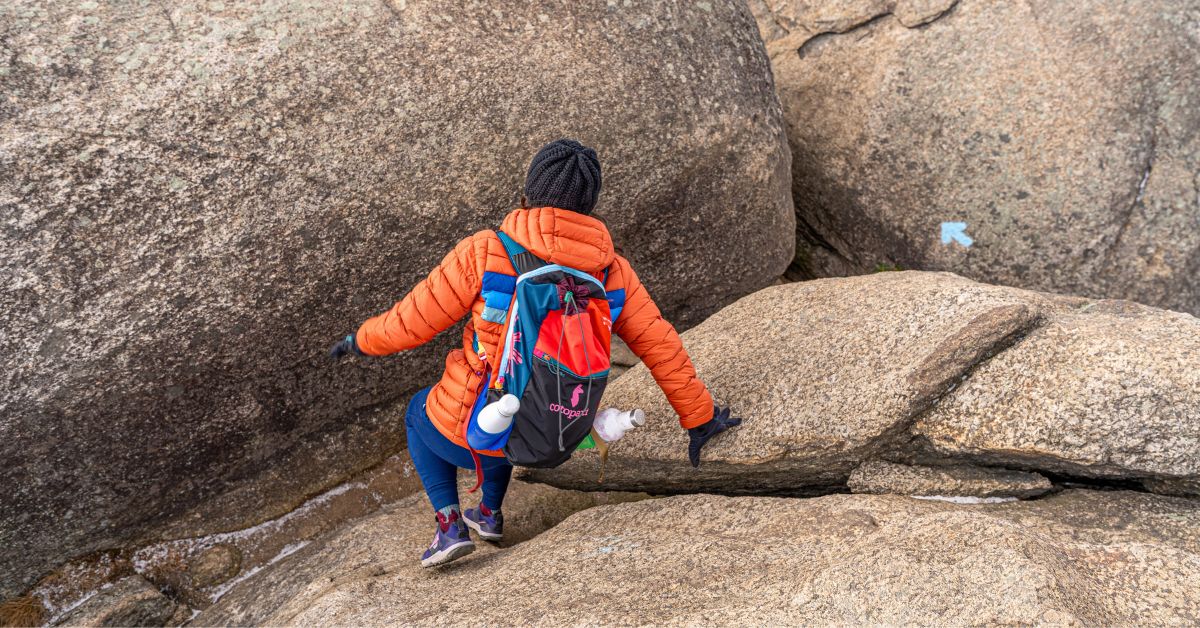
[329,334,363,361]
[688,404,742,468]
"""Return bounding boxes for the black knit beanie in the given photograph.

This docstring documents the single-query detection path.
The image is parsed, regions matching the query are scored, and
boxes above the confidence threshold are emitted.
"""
[523,139,602,215]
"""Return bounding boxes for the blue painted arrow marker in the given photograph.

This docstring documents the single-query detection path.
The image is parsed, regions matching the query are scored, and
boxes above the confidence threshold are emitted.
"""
[941,222,973,248]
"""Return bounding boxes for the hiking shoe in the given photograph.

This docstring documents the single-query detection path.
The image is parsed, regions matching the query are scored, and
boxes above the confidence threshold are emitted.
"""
[463,504,504,542]
[420,511,475,568]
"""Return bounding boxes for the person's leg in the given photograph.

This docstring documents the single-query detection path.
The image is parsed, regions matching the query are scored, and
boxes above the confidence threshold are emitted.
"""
[409,408,510,512]
[405,388,473,567]
[406,398,513,540]
[405,391,460,513]
[479,457,513,512]
[464,455,512,541]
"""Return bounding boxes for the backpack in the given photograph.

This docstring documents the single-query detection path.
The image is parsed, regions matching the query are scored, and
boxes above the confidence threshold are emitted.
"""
[465,229,626,469]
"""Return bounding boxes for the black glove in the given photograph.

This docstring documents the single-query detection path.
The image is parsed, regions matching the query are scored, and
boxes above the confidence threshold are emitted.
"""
[329,334,364,360]
[687,404,742,468]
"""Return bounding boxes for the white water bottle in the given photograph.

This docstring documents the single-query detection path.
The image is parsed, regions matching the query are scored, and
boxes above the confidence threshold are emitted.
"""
[593,408,645,443]
[478,394,520,434]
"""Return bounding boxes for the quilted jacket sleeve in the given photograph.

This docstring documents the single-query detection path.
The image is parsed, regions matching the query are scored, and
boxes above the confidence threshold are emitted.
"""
[608,255,714,429]
[355,234,482,356]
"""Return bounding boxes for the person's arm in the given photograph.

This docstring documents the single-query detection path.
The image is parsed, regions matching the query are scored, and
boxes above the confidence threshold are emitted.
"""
[609,256,714,428]
[352,233,484,356]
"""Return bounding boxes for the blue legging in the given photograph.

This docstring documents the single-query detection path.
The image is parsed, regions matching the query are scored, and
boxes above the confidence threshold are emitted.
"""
[405,386,513,512]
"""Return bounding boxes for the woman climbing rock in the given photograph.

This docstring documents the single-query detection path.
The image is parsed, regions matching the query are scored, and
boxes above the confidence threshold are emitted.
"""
[329,139,741,567]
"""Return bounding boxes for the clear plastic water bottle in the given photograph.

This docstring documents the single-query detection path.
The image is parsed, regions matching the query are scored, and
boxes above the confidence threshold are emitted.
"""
[584,407,644,484]
[467,394,520,450]
[592,408,645,443]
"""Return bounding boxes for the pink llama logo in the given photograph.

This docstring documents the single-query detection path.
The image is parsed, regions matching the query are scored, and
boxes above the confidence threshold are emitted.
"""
[547,385,590,421]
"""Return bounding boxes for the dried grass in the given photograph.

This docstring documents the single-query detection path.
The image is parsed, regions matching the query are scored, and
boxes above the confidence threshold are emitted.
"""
[0,596,47,628]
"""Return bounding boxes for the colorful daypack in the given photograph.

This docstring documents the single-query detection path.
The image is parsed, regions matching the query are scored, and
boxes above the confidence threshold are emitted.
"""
[465,230,625,469]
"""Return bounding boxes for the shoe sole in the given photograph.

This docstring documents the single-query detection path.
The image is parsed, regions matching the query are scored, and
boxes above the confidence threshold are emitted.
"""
[420,540,475,568]
[463,516,503,542]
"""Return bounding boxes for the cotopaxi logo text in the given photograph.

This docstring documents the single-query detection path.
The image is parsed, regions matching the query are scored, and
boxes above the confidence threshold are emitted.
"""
[548,403,589,420]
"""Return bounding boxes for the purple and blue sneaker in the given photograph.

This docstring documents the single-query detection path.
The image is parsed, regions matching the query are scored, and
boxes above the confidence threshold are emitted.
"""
[420,510,475,568]
[463,504,504,542]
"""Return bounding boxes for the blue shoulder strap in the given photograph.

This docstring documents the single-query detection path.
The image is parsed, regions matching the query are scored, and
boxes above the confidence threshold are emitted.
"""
[477,231,526,325]
[495,230,524,256]
[603,264,625,323]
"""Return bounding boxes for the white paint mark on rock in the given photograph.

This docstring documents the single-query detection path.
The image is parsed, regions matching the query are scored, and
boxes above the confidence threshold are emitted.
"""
[912,495,1019,505]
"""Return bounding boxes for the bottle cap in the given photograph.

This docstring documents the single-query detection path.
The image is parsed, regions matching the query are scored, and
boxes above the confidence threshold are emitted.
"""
[498,394,521,416]
[629,409,645,427]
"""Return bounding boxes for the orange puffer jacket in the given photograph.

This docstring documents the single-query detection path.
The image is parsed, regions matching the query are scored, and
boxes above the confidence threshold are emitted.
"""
[356,206,714,454]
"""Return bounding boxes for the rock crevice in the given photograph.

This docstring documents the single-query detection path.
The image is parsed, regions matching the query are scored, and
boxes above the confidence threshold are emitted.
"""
[751,0,961,59]
[849,460,1053,499]
[1104,124,1159,269]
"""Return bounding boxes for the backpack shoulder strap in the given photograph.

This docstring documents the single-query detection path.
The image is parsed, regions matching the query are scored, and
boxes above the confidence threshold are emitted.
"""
[479,231,522,325]
[603,263,625,323]
[497,230,548,276]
